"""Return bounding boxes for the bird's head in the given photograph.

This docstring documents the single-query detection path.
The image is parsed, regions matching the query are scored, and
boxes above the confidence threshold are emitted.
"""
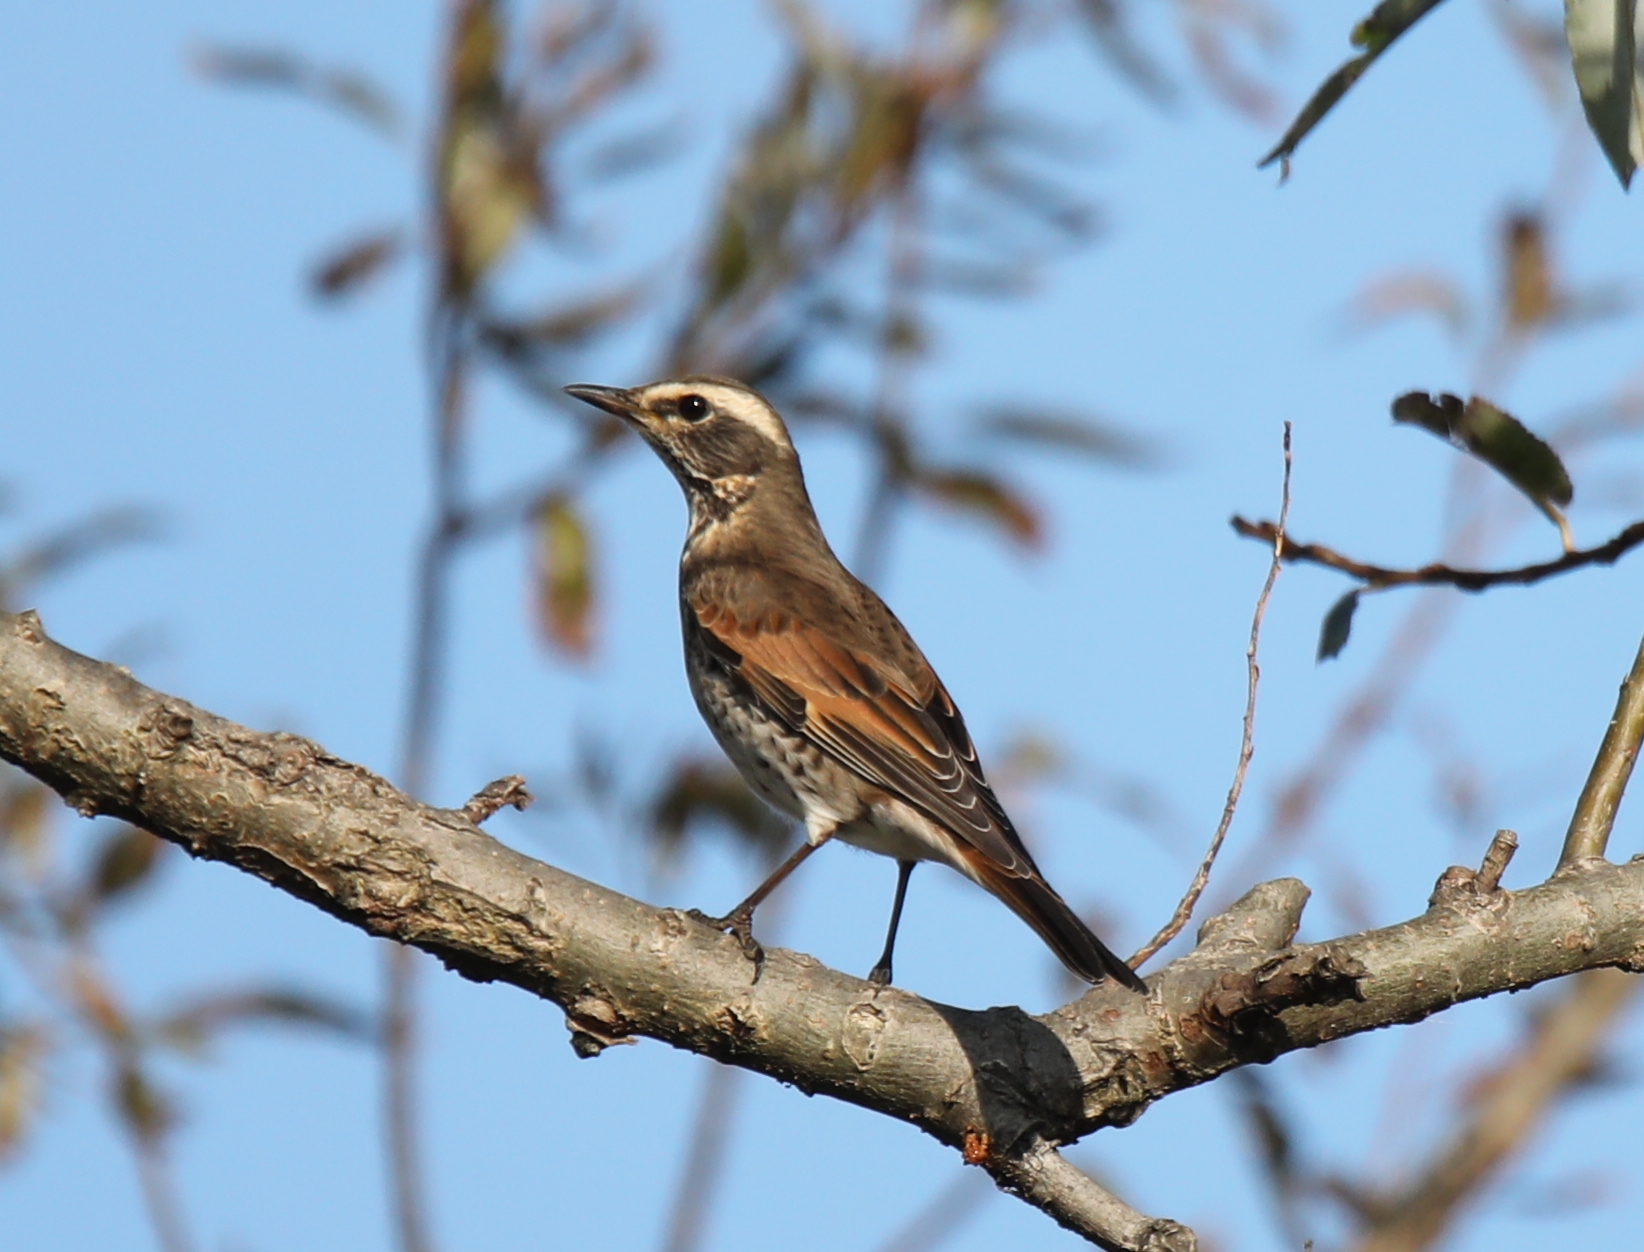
[564,376,802,516]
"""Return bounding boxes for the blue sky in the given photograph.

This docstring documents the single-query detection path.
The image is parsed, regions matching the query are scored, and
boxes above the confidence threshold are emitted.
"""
[4,2,1644,1250]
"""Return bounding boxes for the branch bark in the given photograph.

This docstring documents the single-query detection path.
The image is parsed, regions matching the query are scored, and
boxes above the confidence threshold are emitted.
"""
[4,609,1643,1248]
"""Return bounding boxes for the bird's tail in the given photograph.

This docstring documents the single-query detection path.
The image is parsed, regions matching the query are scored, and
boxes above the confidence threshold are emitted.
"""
[965,854,1147,992]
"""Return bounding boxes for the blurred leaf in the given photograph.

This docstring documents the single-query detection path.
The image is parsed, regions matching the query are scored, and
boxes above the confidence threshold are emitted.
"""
[191,44,402,141]
[1340,269,1469,340]
[1564,0,1644,187]
[834,69,923,214]
[1317,589,1361,662]
[309,227,404,300]
[579,121,685,181]
[479,286,641,363]
[1075,0,1177,106]
[0,779,52,871]
[155,987,374,1055]
[1494,5,1574,108]
[920,257,1034,298]
[114,1062,174,1144]
[0,1024,47,1162]
[438,0,543,295]
[532,495,595,658]
[1184,19,1280,123]
[1392,392,1574,524]
[649,759,789,866]
[1259,0,1449,174]
[978,406,1164,467]
[913,469,1042,549]
[1502,211,1555,329]
[0,506,165,610]
[87,827,164,905]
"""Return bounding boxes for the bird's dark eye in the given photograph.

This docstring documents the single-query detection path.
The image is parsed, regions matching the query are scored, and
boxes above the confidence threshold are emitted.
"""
[677,393,710,422]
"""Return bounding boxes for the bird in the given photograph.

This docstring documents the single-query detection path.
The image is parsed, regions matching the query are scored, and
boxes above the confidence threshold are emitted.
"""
[564,376,1145,992]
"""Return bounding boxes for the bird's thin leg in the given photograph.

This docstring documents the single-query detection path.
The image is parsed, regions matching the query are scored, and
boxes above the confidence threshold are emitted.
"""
[690,834,830,965]
[867,860,916,987]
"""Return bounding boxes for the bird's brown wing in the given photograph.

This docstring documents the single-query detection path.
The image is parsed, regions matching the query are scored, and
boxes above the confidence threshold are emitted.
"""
[688,592,1034,878]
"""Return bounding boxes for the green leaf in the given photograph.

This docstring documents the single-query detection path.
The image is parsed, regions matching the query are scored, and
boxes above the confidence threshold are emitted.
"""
[1317,589,1361,662]
[1391,392,1573,523]
[1259,0,1450,174]
[1564,0,1644,187]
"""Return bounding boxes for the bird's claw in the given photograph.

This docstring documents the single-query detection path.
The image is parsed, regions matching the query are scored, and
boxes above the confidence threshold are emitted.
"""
[686,906,766,977]
[866,961,893,988]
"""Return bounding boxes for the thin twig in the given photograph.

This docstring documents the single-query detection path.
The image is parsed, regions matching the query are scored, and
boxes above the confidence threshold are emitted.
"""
[1230,516,1644,592]
[1558,625,1644,867]
[1131,424,1291,968]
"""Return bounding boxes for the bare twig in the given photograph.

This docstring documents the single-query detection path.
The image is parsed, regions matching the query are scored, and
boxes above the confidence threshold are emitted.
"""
[1475,828,1518,894]
[1558,625,1644,867]
[462,775,533,825]
[1229,516,1644,593]
[1131,423,1291,968]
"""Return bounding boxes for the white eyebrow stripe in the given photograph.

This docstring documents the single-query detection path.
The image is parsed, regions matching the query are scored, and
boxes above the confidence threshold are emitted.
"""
[643,381,795,450]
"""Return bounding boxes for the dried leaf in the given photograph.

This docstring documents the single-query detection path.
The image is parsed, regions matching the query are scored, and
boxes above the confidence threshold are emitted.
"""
[1340,270,1470,340]
[978,407,1163,467]
[88,827,165,904]
[0,779,52,870]
[1259,0,1449,174]
[191,45,402,141]
[1392,392,1573,525]
[155,988,374,1055]
[532,495,595,658]
[913,469,1042,549]
[649,759,789,866]
[1564,0,1644,187]
[0,1024,47,1162]
[309,228,404,299]
[1502,211,1555,329]
[1317,589,1361,662]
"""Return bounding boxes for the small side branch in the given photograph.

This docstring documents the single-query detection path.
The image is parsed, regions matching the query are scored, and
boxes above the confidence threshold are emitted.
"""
[985,1139,1197,1252]
[1229,516,1644,592]
[1559,626,1644,867]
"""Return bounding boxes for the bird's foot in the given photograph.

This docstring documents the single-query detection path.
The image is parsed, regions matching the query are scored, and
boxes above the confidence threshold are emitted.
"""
[686,905,766,975]
[866,959,894,988]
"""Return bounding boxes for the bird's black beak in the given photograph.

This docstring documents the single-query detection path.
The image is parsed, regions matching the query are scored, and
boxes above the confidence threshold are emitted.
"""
[564,383,643,421]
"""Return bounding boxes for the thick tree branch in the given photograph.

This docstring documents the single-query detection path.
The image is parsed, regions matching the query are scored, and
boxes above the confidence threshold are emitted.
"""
[4,610,1644,1248]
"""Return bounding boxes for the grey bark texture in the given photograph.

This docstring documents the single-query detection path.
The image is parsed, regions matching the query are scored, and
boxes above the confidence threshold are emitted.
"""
[2,608,1641,1250]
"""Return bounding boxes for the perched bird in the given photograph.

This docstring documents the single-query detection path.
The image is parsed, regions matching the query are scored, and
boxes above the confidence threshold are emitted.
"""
[565,376,1145,992]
